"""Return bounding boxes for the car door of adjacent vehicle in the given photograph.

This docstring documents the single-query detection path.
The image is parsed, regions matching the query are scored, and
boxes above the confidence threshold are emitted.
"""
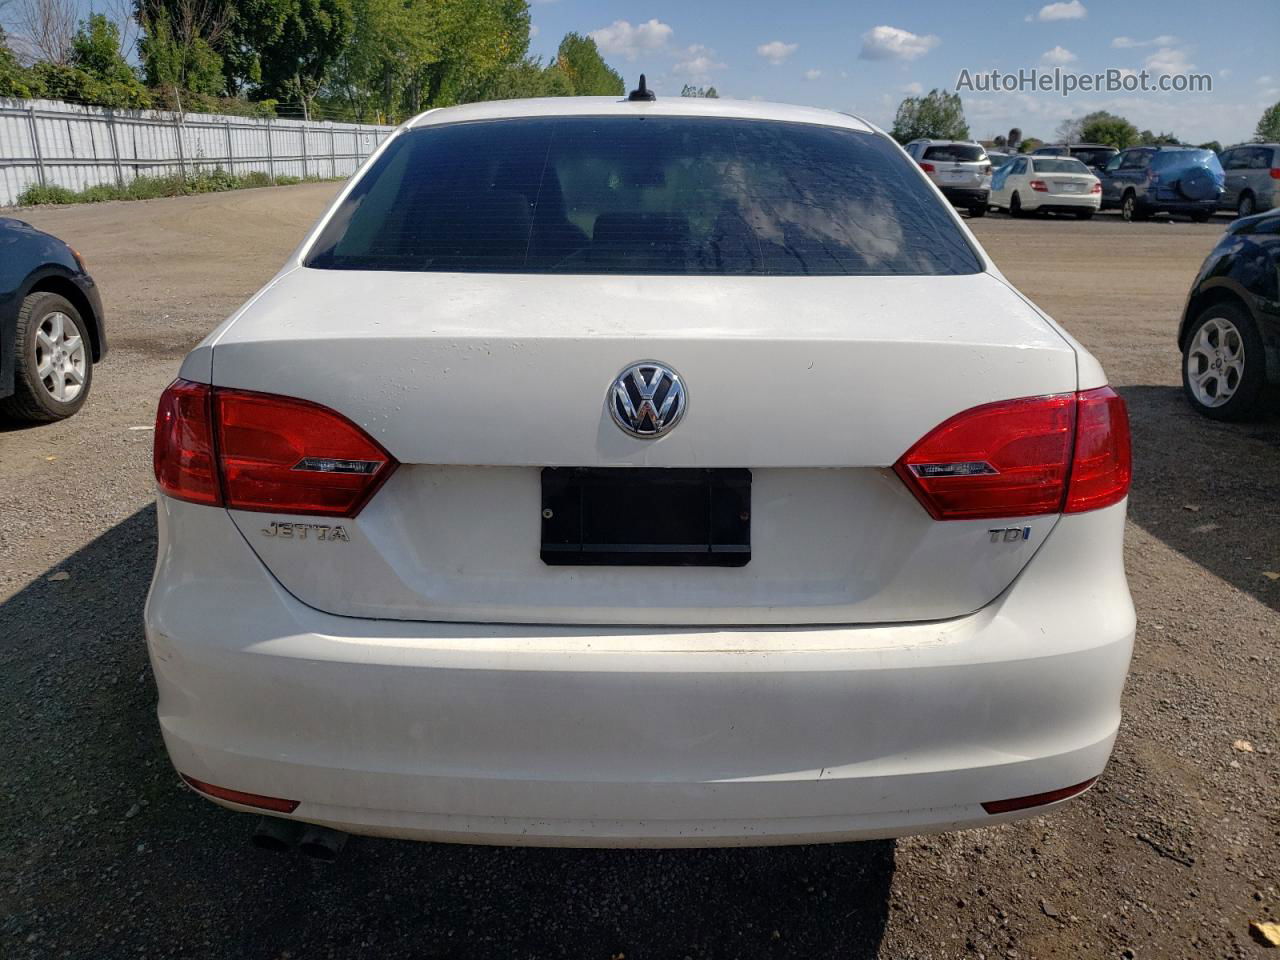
[1219,149,1243,207]
[1101,153,1127,207]
[1243,147,1276,207]
[991,156,1018,205]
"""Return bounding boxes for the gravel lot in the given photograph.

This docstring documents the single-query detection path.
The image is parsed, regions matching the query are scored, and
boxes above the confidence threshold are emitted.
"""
[1,185,1277,960]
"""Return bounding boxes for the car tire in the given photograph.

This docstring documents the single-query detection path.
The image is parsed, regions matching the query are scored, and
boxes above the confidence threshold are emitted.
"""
[1121,192,1146,222]
[1181,301,1267,420]
[968,203,987,218]
[1237,192,1256,218]
[1074,210,1094,220]
[0,292,94,423]
[1009,192,1025,218]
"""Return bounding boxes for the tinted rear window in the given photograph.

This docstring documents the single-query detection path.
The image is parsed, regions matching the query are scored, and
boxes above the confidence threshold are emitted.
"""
[1071,148,1115,166]
[921,144,986,162]
[1151,149,1221,171]
[307,117,981,276]
[1032,158,1091,174]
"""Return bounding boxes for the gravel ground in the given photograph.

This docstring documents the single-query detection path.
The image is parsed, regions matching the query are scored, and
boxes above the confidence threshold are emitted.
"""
[1,185,1277,960]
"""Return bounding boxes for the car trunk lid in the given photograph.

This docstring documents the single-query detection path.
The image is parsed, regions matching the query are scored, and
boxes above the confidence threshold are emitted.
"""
[209,267,1078,626]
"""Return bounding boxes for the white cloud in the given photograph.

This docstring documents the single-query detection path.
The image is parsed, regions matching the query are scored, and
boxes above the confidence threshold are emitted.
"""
[902,81,924,95]
[1218,68,1231,78]
[1112,34,1179,48]
[804,68,822,81]
[756,41,798,65]
[673,45,725,82]
[1026,1,1087,22]
[529,24,539,38]
[1144,46,1193,75]
[589,19,673,61]
[858,25,939,61]
[1041,45,1077,65]
[1258,75,1275,85]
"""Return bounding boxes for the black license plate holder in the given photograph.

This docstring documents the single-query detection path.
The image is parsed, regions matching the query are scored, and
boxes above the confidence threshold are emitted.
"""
[540,468,751,567]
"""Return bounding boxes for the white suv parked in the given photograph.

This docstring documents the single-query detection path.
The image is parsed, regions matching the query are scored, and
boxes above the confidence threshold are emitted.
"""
[904,138,993,217]
[147,95,1134,849]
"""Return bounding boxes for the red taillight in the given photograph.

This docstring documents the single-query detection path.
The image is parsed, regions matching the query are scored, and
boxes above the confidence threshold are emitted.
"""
[1029,179,1048,192]
[1063,386,1131,513]
[1090,182,1102,194]
[215,388,395,516]
[919,161,935,173]
[894,394,1075,520]
[154,379,221,506]
[154,380,397,518]
[894,387,1131,521]
[1270,168,1280,180]
[981,776,1097,814]
[181,774,300,813]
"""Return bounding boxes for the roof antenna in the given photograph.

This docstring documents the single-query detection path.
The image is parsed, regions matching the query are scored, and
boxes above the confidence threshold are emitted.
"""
[628,74,656,102]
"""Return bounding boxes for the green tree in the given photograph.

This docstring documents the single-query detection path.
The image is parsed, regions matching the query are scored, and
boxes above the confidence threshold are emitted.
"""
[138,0,231,111]
[891,89,969,143]
[412,0,530,108]
[1079,111,1139,149]
[1256,101,1280,142]
[680,84,718,98]
[0,27,41,97]
[1197,140,1223,154]
[1138,129,1179,145]
[254,0,355,118]
[69,13,152,107]
[549,31,621,96]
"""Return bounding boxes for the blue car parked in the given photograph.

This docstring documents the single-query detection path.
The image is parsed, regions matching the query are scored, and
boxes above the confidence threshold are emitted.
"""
[1099,146,1224,222]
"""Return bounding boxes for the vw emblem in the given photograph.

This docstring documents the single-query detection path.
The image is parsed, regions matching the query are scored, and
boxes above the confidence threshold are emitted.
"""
[608,361,687,438]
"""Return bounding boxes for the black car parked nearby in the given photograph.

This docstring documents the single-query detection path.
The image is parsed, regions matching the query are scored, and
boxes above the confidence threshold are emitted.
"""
[0,218,106,422]
[1032,142,1119,173]
[1100,146,1224,222]
[1178,208,1280,419]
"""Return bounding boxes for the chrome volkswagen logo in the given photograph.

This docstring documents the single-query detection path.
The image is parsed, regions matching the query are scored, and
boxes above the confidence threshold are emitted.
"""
[608,361,687,438]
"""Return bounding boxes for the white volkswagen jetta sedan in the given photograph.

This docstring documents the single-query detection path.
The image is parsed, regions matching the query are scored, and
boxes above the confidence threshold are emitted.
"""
[146,94,1134,848]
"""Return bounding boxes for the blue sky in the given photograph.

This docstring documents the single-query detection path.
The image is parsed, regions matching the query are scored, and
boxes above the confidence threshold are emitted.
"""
[529,0,1280,145]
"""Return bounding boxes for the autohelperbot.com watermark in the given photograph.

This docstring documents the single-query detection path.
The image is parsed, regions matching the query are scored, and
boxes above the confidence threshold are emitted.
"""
[956,67,1212,98]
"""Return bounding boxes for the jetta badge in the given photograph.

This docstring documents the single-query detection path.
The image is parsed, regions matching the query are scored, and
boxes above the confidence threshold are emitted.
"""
[608,361,687,438]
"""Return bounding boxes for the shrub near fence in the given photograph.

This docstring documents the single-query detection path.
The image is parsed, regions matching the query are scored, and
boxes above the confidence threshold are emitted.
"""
[0,98,396,207]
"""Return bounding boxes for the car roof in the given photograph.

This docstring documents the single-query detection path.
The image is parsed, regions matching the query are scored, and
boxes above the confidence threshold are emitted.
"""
[407,97,876,134]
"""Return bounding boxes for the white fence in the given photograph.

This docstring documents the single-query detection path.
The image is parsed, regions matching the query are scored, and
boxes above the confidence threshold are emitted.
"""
[0,98,397,207]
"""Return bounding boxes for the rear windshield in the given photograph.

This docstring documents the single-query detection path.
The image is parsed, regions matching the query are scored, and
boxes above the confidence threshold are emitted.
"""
[1071,147,1115,166]
[1032,158,1091,174]
[921,144,986,163]
[1151,149,1221,170]
[306,117,981,276]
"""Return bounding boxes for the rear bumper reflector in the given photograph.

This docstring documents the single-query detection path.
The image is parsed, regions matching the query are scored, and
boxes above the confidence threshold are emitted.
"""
[981,776,1098,814]
[181,774,300,813]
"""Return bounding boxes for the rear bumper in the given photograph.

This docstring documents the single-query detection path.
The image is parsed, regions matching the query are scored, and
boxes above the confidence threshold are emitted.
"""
[1023,193,1101,211]
[1140,197,1219,215]
[939,186,990,206]
[145,497,1134,847]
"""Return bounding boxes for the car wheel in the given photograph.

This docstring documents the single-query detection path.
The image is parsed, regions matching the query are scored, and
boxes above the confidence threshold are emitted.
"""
[1181,301,1266,420]
[0,292,93,423]
[1121,192,1146,222]
[1074,210,1094,220]
[968,203,987,218]
[1237,193,1256,218]
[1009,192,1024,217]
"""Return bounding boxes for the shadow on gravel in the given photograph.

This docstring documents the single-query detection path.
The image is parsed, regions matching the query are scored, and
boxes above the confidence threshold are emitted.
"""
[1118,384,1280,611]
[0,504,894,959]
